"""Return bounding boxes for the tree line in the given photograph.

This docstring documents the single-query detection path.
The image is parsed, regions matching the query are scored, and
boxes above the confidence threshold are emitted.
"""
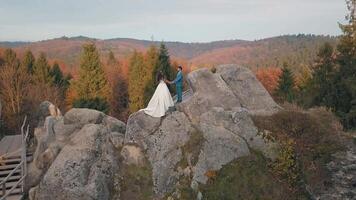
[0,42,178,136]
[273,0,356,129]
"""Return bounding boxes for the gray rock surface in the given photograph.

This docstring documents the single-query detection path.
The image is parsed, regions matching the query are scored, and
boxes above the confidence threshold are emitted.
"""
[146,112,194,196]
[27,107,126,200]
[35,124,117,200]
[177,68,241,123]
[64,108,104,125]
[122,65,280,197]
[216,65,281,115]
[124,111,161,150]
[193,121,250,183]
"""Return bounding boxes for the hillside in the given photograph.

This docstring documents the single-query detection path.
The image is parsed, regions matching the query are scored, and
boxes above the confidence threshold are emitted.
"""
[0,35,338,71]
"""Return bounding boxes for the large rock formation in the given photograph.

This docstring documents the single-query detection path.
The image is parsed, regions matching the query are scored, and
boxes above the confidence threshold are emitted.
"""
[28,65,281,199]
[27,108,125,200]
[123,65,280,198]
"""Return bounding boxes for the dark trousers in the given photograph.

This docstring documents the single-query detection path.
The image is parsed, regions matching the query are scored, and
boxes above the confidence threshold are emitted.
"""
[176,85,182,103]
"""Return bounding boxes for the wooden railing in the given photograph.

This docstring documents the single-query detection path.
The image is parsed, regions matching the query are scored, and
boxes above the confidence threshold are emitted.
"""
[0,116,29,200]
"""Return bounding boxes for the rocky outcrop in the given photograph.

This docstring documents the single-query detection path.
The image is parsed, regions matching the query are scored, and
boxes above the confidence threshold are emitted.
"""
[124,65,279,198]
[28,65,281,199]
[27,107,126,200]
[216,65,281,115]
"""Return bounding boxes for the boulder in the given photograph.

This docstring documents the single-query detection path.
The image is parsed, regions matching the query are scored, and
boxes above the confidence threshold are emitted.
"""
[103,115,126,133]
[64,108,104,126]
[199,107,270,155]
[216,64,281,115]
[193,116,250,184]
[124,111,194,196]
[177,68,240,123]
[145,111,194,196]
[27,107,126,200]
[34,124,118,200]
[124,111,161,149]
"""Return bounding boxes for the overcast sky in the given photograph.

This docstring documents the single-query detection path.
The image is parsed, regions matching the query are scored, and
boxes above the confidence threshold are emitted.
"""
[0,0,348,42]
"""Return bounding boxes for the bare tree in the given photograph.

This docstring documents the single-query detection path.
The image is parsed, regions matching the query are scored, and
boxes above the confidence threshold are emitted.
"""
[0,61,30,116]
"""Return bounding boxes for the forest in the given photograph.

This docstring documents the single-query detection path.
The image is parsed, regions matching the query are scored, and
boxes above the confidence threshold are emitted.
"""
[0,0,355,138]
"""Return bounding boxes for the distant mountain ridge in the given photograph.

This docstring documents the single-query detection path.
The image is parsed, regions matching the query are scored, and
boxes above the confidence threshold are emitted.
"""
[0,34,338,71]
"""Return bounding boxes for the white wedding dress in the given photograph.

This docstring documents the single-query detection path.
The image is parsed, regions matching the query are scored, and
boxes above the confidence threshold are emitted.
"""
[142,80,174,117]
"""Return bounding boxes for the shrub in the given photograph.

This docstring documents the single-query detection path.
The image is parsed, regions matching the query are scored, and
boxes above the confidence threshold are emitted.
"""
[252,105,344,195]
[201,152,303,200]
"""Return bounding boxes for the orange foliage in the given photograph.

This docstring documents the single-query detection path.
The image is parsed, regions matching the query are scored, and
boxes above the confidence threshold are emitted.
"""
[255,67,282,94]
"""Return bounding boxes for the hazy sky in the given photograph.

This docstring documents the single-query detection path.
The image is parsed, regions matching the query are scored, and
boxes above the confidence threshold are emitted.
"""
[0,0,348,42]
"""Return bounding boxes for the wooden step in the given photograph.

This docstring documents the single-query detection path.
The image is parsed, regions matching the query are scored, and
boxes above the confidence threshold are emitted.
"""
[0,194,23,200]
[1,181,22,190]
[0,188,22,197]
[0,156,33,165]
[0,175,21,182]
[1,181,21,190]
[0,169,20,177]
[0,164,19,171]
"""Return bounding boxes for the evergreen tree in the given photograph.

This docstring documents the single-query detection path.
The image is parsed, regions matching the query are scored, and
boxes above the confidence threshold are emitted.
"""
[33,52,53,84]
[50,62,71,90]
[307,43,336,107]
[332,0,356,128]
[144,45,159,105]
[22,50,35,74]
[128,51,146,112]
[72,43,111,102]
[275,63,295,102]
[155,43,177,93]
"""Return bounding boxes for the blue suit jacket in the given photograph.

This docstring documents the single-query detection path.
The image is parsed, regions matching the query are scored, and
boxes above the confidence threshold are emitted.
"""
[172,71,183,87]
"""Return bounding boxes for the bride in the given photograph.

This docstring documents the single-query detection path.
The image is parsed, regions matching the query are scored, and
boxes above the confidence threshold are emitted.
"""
[141,71,174,117]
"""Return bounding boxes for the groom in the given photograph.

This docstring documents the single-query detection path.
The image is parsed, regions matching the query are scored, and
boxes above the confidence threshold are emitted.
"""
[167,65,183,103]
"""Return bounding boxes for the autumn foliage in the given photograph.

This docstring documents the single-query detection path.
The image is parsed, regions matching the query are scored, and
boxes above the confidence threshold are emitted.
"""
[255,67,282,95]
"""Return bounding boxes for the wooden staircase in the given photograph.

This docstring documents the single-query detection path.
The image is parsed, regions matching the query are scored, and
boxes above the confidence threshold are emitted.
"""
[0,117,30,200]
[0,152,32,200]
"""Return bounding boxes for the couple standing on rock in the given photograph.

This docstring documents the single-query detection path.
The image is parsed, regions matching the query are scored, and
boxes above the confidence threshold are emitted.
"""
[142,65,183,118]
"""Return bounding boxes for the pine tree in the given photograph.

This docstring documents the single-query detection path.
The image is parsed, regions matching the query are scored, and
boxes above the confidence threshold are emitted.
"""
[50,62,71,90]
[128,51,146,112]
[33,52,53,84]
[144,45,159,105]
[332,0,356,128]
[305,43,336,107]
[73,43,111,100]
[275,63,295,102]
[155,43,177,93]
[22,50,35,74]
